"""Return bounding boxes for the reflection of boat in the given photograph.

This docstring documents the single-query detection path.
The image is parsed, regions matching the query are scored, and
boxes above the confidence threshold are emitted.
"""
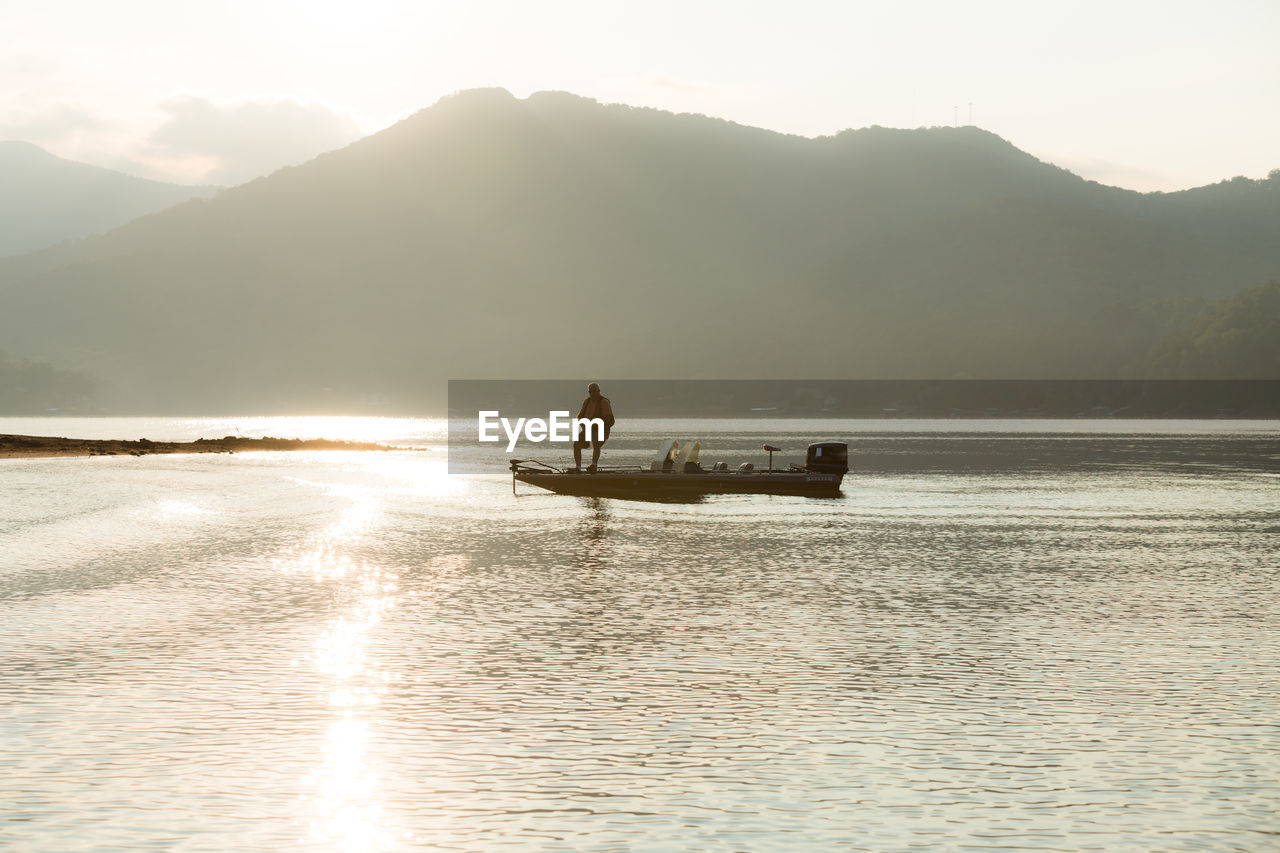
[511,440,848,499]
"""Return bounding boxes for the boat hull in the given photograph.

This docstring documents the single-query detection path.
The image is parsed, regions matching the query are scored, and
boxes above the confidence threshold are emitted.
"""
[514,469,843,499]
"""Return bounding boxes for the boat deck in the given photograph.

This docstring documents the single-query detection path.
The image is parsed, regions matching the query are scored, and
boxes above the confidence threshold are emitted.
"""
[511,462,843,499]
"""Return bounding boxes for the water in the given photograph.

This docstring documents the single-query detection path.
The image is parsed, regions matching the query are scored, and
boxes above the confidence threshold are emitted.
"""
[2,417,1278,851]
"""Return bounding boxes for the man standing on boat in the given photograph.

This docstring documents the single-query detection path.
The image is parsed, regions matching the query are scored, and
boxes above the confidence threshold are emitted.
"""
[573,382,614,472]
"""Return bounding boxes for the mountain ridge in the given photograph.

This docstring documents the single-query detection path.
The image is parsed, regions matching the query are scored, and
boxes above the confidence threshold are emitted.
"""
[0,141,219,258]
[0,88,1275,413]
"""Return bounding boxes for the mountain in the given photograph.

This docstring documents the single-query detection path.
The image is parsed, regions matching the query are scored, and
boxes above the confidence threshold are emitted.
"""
[1145,281,1280,379]
[0,351,98,414]
[0,89,1276,413]
[0,141,218,257]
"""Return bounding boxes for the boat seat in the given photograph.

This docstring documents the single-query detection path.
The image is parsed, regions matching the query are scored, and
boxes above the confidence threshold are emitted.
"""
[672,440,701,474]
[651,439,679,472]
[738,462,754,472]
[712,461,728,472]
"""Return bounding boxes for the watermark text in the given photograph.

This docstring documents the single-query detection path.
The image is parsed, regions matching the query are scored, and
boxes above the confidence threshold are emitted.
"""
[478,411,605,452]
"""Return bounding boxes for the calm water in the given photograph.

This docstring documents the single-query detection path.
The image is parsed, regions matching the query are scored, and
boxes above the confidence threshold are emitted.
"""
[1,417,1278,851]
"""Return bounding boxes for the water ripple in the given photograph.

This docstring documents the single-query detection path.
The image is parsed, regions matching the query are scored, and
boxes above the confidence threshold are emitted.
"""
[0,425,1277,850]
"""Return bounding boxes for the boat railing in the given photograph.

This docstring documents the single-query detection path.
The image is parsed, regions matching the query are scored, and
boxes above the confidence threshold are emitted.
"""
[510,459,646,475]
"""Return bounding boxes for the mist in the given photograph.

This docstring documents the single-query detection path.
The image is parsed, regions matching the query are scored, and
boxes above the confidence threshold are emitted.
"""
[1,89,1277,414]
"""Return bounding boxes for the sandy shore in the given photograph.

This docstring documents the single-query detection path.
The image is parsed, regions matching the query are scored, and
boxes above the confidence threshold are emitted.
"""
[0,434,398,459]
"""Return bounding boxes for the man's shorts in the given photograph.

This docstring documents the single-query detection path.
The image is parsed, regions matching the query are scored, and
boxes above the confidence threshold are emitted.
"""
[573,429,609,449]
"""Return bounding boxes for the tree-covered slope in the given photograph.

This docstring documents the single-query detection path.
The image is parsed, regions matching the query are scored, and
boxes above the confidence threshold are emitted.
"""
[0,89,1274,412]
[0,141,217,257]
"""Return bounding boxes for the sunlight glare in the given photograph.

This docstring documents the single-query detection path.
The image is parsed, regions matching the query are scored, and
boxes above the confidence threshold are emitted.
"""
[356,454,464,498]
[277,477,401,851]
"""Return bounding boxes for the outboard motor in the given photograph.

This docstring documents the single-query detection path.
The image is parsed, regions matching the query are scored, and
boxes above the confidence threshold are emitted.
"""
[805,442,848,476]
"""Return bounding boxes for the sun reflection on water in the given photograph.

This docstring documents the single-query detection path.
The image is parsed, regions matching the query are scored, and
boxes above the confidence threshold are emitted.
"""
[277,481,401,852]
[153,498,214,518]
[356,454,464,499]
[180,415,448,445]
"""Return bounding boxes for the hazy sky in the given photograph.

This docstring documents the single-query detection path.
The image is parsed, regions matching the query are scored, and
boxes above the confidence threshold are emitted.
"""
[2,0,1276,190]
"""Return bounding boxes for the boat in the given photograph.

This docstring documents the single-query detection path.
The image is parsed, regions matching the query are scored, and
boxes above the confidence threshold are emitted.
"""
[510,440,847,499]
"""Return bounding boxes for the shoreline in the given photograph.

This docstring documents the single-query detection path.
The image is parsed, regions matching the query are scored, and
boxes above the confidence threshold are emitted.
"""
[0,434,398,459]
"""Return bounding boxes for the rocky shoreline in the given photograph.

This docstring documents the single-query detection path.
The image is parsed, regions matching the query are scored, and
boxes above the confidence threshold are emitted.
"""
[0,434,397,459]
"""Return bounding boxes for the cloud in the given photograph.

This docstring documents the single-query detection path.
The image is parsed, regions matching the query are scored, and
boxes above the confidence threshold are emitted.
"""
[599,73,716,99]
[0,96,364,186]
[1052,154,1176,193]
[647,75,714,96]
[0,105,106,149]
[139,96,363,185]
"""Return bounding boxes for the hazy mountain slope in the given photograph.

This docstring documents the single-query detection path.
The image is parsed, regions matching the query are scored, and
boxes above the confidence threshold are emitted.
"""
[1145,281,1280,378]
[0,89,1275,412]
[0,141,218,257]
[0,351,97,413]
[1135,172,1280,273]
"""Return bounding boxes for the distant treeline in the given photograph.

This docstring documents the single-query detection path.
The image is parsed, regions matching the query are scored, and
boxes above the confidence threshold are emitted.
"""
[0,352,98,414]
[450,379,1280,419]
[1144,281,1280,379]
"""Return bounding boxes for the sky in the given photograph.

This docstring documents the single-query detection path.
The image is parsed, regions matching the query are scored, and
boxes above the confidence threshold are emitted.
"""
[1,0,1277,191]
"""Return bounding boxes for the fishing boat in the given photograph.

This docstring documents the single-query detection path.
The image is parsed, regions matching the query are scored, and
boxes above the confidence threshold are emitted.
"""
[510,440,847,499]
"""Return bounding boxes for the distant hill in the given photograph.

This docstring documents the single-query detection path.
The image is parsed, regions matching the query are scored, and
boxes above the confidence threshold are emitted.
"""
[0,89,1276,413]
[0,141,218,257]
[0,351,98,414]
[1145,281,1280,379]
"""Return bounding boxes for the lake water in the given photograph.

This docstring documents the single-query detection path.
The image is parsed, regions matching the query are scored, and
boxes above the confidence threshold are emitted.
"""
[2,417,1278,851]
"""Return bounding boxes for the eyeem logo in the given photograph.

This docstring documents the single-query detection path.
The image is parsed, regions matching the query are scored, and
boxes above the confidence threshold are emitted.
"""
[478,411,605,452]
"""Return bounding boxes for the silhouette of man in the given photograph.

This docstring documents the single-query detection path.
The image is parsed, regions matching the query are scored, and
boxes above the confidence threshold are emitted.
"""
[573,382,614,472]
